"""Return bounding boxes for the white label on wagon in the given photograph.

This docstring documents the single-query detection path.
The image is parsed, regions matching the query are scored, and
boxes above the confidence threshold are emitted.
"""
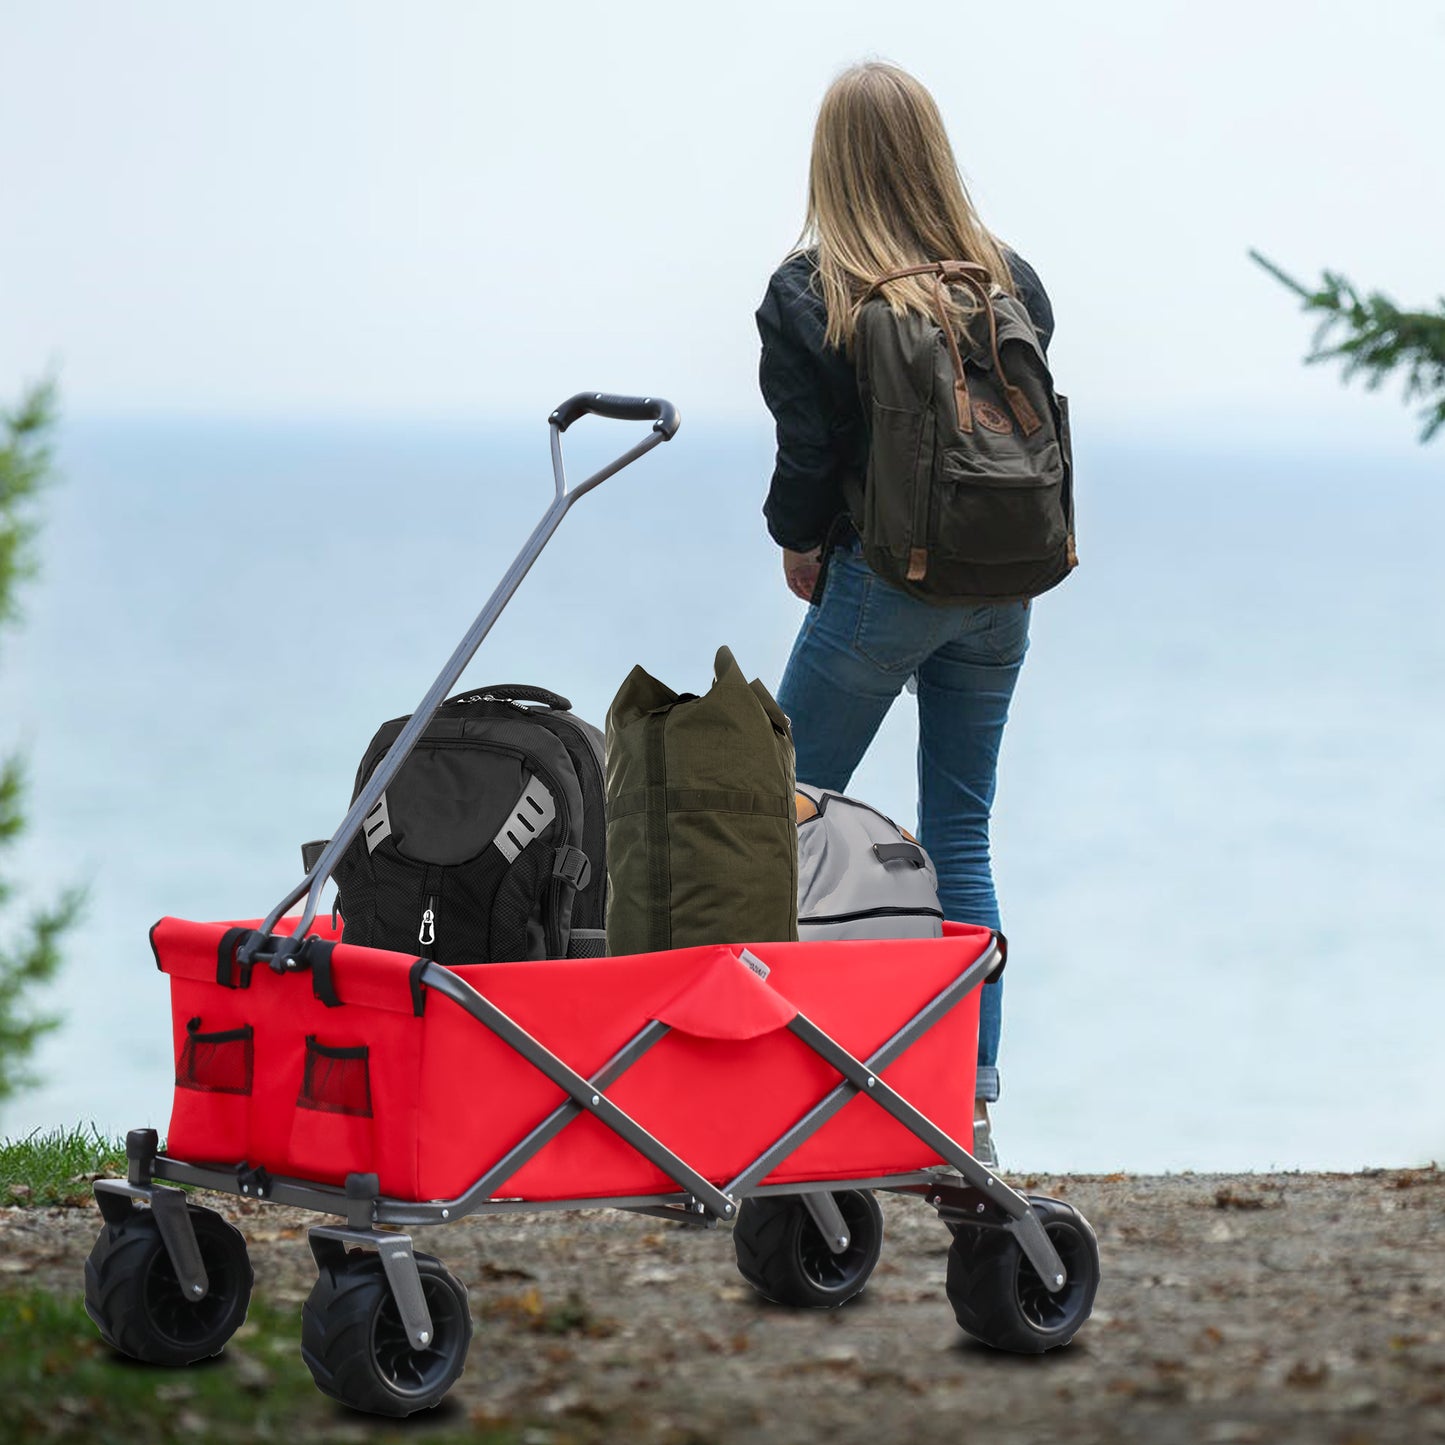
[738,949,771,981]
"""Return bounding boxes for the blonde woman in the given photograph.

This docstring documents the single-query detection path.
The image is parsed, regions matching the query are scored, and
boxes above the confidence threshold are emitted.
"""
[758,62,1056,1166]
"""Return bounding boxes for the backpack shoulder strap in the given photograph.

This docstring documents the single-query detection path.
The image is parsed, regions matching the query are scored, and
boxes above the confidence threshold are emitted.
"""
[867,262,1043,437]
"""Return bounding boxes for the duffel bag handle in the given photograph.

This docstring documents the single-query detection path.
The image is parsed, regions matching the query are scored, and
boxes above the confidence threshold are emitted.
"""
[444,683,570,711]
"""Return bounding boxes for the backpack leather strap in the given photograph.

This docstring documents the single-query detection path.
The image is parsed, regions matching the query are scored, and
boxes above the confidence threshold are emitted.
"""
[869,262,1043,437]
[932,270,975,434]
[938,263,1043,437]
[866,263,974,435]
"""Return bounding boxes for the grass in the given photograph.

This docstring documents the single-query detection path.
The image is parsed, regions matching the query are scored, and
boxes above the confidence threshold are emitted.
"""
[0,1288,526,1444]
[1,1126,126,1207]
[0,1131,542,1443]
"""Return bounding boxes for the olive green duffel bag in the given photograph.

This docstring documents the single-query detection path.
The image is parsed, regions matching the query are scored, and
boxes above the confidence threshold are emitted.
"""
[605,646,798,954]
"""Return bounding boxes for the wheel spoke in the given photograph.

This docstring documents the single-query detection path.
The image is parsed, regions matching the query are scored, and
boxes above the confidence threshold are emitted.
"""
[369,1273,463,1398]
[798,1194,878,1295]
[144,1232,236,1345]
[1016,1222,1088,1331]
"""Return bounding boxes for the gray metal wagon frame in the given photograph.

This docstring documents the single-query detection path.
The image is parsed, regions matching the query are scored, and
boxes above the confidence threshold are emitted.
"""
[87,395,1100,1416]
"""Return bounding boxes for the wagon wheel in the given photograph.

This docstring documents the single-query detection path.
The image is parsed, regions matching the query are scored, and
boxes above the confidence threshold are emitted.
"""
[301,1250,472,1416]
[733,1189,884,1308]
[84,1205,253,1366]
[946,1194,1100,1353]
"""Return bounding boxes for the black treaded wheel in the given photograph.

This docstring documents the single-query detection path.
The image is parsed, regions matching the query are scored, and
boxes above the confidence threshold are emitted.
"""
[301,1250,472,1417]
[733,1190,884,1308]
[84,1204,253,1366]
[946,1194,1100,1353]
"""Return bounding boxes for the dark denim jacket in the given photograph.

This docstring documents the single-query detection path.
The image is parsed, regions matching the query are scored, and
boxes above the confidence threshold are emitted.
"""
[757,249,1055,551]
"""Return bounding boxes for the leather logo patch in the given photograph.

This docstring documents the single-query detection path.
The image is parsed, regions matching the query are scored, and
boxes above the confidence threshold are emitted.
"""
[974,401,1013,434]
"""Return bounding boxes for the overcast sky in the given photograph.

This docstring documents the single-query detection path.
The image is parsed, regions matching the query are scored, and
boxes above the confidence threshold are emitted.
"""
[3,0,1443,446]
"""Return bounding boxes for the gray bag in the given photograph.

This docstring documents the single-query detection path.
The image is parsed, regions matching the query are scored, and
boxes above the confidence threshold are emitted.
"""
[795,784,944,941]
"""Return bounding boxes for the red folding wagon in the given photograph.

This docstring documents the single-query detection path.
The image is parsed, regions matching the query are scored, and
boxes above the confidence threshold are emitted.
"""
[86,396,1100,1416]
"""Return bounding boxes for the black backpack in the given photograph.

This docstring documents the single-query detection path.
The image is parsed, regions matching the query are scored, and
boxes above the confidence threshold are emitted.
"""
[324,685,606,965]
[848,260,1077,603]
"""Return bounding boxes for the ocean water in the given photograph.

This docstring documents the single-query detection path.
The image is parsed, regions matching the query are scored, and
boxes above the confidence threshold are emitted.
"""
[2,415,1442,1174]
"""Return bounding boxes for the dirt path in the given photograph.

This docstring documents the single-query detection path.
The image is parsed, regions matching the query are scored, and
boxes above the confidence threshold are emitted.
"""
[4,1169,1443,1444]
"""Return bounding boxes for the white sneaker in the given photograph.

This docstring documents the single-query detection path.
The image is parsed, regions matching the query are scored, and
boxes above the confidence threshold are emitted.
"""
[973,1101,999,1168]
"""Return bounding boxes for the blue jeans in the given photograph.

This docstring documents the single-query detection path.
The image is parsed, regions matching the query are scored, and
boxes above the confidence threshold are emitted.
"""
[776,542,1030,1103]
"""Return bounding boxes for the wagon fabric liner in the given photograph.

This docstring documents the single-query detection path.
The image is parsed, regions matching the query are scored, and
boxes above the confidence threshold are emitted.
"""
[154,916,986,1204]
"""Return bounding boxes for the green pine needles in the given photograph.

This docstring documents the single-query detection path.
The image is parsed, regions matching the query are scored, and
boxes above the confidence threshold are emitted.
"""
[1252,250,1445,442]
[0,380,58,627]
[0,380,83,1108]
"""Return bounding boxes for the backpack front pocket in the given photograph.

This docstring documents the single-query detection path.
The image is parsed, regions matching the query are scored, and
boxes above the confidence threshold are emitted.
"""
[934,426,1067,564]
[862,400,931,573]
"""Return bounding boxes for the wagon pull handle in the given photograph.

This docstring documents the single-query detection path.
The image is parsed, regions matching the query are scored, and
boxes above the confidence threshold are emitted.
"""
[243,394,681,967]
[550,391,681,439]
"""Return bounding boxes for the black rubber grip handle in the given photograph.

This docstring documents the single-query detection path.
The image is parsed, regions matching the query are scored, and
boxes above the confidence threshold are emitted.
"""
[549,391,681,439]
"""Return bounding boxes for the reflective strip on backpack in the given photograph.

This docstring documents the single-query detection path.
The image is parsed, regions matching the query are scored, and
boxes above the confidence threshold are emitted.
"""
[492,773,557,862]
[362,793,392,854]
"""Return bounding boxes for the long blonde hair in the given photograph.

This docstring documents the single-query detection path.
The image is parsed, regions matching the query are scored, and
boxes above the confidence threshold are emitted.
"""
[800,62,1015,350]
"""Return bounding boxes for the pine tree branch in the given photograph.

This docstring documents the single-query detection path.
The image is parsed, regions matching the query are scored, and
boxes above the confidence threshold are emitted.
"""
[0,377,60,633]
[1250,251,1445,442]
[0,377,82,1110]
[0,886,85,1103]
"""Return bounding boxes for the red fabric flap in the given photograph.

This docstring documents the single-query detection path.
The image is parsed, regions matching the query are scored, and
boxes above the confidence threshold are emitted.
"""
[151,915,418,1017]
[650,948,798,1040]
[325,941,426,1015]
[151,916,246,983]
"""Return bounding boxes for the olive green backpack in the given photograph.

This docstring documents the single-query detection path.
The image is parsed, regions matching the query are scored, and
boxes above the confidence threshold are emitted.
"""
[849,260,1077,604]
[604,646,798,954]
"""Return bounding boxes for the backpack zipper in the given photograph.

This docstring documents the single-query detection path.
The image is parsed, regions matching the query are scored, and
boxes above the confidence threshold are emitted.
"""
[418,865,442,959]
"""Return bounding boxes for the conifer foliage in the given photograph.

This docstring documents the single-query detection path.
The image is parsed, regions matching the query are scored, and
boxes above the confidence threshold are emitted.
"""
[0,380,82,1108]
[1252,251,1445,441]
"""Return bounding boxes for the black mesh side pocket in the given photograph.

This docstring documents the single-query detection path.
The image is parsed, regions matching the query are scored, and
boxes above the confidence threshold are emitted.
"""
[176,1018,253,1095]
[567,929,607,958]
[490,845,550,962]
[298,1037,373,1118]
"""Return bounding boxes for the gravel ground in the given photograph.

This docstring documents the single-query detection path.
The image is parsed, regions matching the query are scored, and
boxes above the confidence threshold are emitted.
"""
[4,1168,1443,1444]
